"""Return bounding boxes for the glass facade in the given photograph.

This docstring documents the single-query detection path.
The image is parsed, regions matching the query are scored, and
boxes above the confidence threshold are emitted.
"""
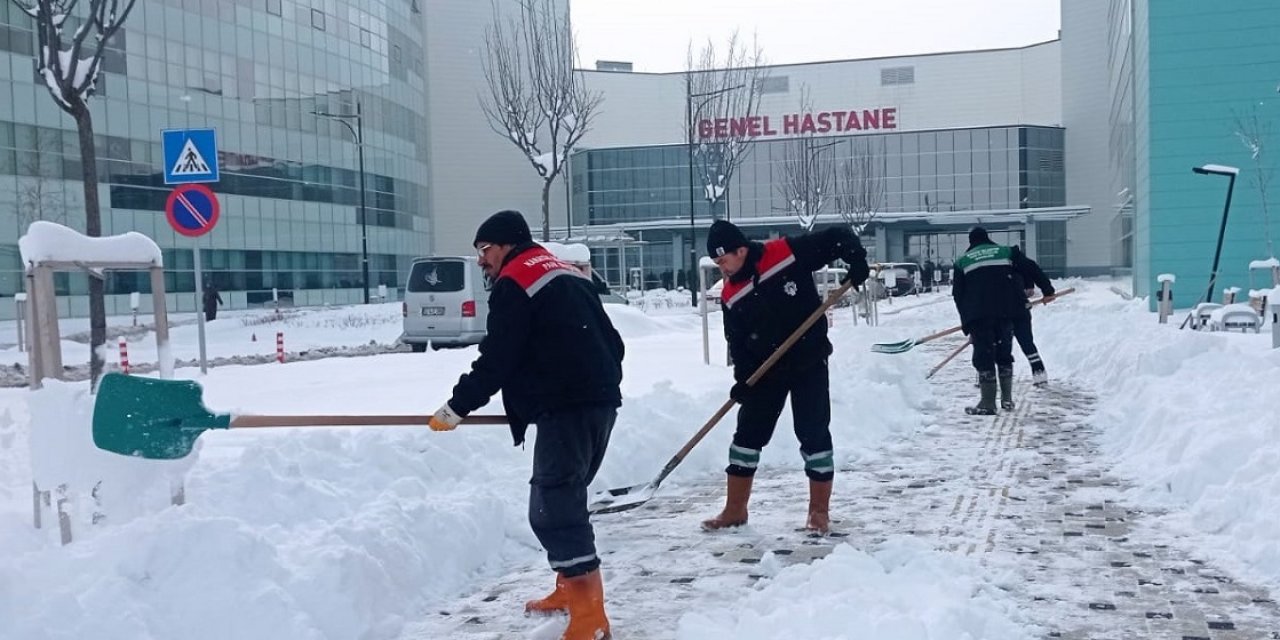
[572,126,1066,227]
[0,0,430,316]
[1107,0,1136,271]
[571,126,1067,288]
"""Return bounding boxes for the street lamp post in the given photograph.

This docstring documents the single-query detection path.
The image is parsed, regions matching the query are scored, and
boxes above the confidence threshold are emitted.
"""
[1180,163,1239,329]
[686,77,744,305]
[314,101,370,304]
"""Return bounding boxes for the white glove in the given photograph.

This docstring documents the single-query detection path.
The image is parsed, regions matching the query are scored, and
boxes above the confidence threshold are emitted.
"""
[429,403,463,432]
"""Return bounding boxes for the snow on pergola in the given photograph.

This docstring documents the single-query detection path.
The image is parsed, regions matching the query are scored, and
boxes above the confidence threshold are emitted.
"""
[18,222,171,388]
[19,221,162,266]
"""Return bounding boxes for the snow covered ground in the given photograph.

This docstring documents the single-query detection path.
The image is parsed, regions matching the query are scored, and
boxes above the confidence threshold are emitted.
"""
[0,279,1277,639]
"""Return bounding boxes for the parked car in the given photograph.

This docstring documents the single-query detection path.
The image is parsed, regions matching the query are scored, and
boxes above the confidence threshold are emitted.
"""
[874,262,923,297]
[400,256,490,352]
[401,248,623,352]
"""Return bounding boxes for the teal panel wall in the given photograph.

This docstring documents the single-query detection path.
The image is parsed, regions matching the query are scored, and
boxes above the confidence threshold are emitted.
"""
[1139,2,1280,307]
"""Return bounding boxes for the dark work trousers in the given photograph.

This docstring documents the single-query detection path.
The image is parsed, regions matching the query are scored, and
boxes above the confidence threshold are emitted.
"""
[727,361,834,482]
[970,319,1015,382]
[528,405,616,577]
[1011,313,1044,372]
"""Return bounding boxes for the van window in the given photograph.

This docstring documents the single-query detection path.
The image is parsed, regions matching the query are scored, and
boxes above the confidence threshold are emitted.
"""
[408,260,465,293]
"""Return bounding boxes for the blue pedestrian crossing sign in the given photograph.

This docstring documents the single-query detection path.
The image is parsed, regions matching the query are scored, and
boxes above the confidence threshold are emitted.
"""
[162,128,220,185]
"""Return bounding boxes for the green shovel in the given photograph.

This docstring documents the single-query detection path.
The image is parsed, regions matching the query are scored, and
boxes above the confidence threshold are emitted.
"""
[92,373,506,460]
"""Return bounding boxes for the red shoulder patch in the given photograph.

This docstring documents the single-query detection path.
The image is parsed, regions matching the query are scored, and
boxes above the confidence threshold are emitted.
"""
[720,239,797,308]
[500,247,588,296]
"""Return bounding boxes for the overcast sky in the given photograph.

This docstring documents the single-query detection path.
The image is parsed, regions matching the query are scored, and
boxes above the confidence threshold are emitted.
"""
[572,0,1061,73]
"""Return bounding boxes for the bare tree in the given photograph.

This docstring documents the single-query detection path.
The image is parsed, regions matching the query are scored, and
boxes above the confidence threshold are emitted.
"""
[776,88,835,231]
[17,128,69,230]
[686,32,768,219]
[480,0,601,241]
[11,0,137,389]
[833,137,886,235]
[1233,106,1275,257]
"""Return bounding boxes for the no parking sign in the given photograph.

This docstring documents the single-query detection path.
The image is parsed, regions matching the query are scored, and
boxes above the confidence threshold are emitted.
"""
[165,184,220,237]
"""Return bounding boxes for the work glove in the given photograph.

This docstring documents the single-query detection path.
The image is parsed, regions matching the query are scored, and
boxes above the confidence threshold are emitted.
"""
[842,247,870,288]
[429,403,464,432]
[730,381,752,403]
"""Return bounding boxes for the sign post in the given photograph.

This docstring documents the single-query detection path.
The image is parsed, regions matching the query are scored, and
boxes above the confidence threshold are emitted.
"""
[165,184,221,374]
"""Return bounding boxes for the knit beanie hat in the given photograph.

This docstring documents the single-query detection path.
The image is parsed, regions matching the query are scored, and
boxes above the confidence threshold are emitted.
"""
[706,220,748,257]
[968,226,992,247]
[474,210,533,247]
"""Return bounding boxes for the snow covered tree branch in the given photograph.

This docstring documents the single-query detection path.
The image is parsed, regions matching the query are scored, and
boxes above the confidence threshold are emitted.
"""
[776,87,834,232]
[10,0,138,390]
[1233,106,1275,258]
[686,32,768,219]
[833,137,886,235]
[479,0,601,241]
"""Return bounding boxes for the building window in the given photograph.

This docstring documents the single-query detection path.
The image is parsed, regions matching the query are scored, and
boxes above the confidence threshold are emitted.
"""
[266,0,281,16]
[360,28,372,48]
[757,76,789,95]
[311,9,326,31]
[881,66,915,86]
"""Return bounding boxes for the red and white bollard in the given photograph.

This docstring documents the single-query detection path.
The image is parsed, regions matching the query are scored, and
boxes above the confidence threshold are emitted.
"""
[276,332,284,364]
[119,338,130,374]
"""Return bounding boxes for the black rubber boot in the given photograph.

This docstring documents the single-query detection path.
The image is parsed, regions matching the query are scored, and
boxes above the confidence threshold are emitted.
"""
[966,372,998,415]
[998,366,1014,410]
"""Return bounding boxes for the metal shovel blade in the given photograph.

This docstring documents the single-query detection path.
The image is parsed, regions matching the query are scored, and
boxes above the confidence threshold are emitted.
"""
[587,482,656,515]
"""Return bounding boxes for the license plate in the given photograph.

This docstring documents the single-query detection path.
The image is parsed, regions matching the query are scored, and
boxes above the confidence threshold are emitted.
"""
[422,306,445,316]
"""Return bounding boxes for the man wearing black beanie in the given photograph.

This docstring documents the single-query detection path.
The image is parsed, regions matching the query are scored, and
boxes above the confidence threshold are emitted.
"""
[429,209,623,639]
[701,219,870,535]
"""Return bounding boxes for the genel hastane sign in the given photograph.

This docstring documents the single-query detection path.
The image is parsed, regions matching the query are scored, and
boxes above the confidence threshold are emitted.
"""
[698,108,898,140]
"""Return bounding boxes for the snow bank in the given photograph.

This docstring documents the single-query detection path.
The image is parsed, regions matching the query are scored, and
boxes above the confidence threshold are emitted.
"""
[1037,284,1280,588]
[19,221,163,266]
[677,537,1033,640]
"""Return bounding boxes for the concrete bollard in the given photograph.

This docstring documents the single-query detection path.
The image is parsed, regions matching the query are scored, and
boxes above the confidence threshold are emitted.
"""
[1273,302,1280,349]
[1157,274,1176,324]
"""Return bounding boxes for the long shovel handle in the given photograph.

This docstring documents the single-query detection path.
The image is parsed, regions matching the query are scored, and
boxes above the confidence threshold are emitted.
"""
[926,337,972,379]
[648,280,856,489]
[915,287,1073,349]
[229,414,508,428]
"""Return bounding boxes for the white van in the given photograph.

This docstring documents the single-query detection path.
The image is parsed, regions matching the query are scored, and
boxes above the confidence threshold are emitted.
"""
[400,256,490,352]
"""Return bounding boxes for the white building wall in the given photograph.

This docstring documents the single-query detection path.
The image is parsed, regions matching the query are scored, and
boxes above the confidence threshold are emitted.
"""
[1061,1,1116,275]
[423,0,554,255]
[578,41,1063,150]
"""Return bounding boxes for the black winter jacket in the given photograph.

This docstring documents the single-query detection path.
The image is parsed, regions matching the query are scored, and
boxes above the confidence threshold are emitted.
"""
[1010,245,1055,318]
[952,242,1049,329]
[721,227,866,383]
[448,244,625,445]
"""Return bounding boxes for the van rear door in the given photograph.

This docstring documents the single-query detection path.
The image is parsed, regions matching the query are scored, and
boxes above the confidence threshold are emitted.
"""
[405,258,467,337]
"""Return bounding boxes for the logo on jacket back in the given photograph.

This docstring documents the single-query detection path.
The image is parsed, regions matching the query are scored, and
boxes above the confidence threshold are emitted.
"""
[784,281,798,296]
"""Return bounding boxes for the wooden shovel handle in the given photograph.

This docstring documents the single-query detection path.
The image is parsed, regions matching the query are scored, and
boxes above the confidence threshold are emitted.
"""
[229,414,508,428]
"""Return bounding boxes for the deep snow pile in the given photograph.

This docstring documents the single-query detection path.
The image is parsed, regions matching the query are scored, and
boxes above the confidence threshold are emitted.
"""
[1037,284,1280,590]
[2,279,1278,640]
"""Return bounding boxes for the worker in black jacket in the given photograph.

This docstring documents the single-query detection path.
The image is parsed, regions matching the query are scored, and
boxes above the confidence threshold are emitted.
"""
[1010,245,1056,386]
[429,210,623,640]
[701,220,869,535]
[952,227,1050,414]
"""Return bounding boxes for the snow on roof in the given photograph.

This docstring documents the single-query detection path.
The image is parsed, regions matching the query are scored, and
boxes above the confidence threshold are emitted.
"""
[19,221,163,267]
[1249,257,1279,269]
[1226,286,1242,294]
[1157,274,1177,283]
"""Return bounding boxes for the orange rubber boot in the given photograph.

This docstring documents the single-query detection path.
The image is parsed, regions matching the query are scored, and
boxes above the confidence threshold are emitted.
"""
[524,572,569,615]
[700,474,753,531]
[561,569,610,640]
